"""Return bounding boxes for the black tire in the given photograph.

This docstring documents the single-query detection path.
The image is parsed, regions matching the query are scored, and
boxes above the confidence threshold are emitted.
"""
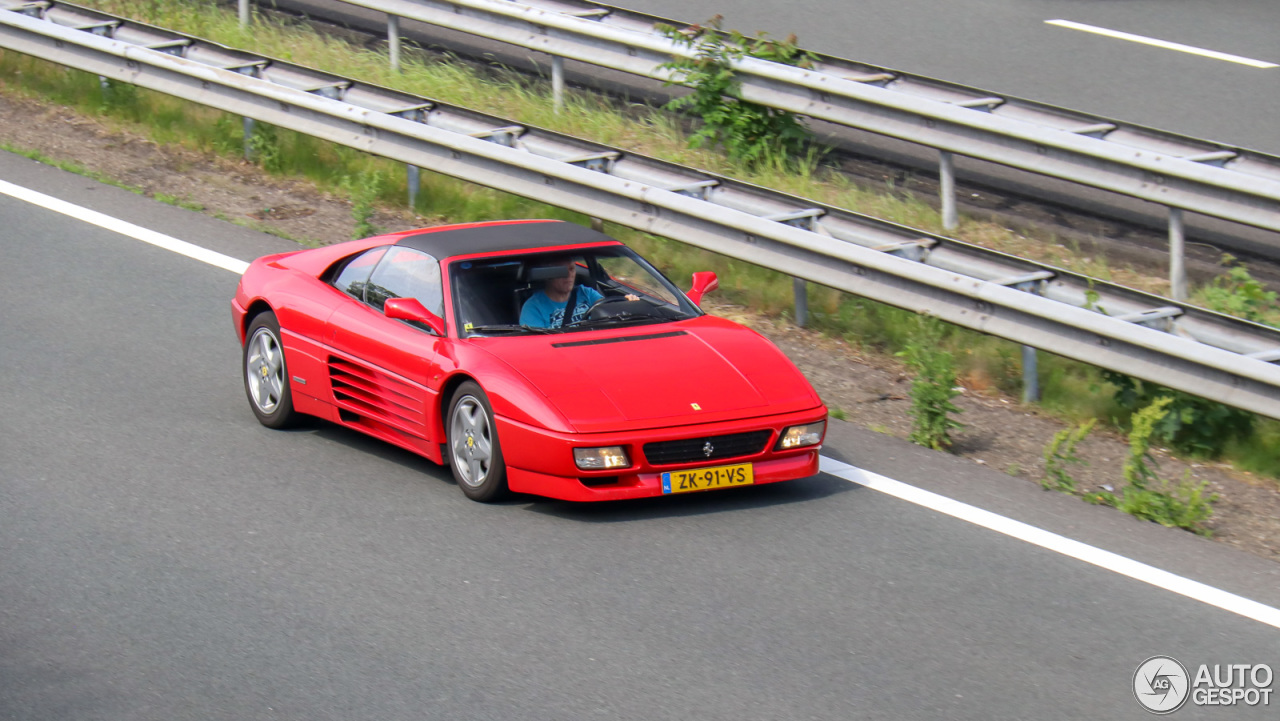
[447,381,509,502]
[243,311,299,429]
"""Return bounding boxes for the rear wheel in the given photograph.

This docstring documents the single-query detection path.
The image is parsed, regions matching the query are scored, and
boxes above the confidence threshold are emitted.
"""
[447,381,508,502]
[243,311,298,429]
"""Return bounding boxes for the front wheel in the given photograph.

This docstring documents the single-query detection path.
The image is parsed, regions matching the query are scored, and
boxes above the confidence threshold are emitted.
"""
[447,381,508,502]
[243,311,298,429]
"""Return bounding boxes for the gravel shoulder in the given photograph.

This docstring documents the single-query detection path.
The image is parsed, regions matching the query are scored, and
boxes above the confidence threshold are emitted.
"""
[3,91,1277,563]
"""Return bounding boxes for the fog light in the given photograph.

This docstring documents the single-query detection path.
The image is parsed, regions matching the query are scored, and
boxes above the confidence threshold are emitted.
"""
[776,421,825,450]
[574,446,631,470]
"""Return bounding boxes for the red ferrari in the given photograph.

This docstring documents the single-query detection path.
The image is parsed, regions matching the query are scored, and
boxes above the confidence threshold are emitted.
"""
[232,220,827,502]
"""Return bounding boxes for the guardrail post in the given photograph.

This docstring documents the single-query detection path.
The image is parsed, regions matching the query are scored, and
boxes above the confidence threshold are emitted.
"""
[242,117,254,161]
[939,150,958,231]
[793,278,808,327]
[407,164,420,208]
[552,56,565,114]
[1022,345,1040,403]
[238,0,249,28]
[590,217,604,232]
[1169,207,1187,301]
[387,14,401,73]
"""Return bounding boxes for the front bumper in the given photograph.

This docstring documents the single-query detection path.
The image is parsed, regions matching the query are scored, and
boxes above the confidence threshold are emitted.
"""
[496,408,826,501]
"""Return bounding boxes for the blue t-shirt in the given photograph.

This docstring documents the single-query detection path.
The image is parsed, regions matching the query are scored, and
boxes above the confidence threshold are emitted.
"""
[520,286,604,328]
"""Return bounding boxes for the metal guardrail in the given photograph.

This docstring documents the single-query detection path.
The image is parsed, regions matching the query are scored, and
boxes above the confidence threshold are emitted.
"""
[2,3,1280,421]
[301,0,1280,300]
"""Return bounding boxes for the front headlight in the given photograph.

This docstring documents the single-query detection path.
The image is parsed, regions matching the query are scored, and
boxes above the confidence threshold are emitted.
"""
[776,421,825,450]
[573,446,631,470]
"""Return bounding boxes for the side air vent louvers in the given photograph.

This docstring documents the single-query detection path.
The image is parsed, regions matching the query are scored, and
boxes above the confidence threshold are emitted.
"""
[327,356,419,428]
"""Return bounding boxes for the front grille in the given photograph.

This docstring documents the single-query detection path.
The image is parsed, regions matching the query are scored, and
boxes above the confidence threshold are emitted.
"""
[643,430,772,465]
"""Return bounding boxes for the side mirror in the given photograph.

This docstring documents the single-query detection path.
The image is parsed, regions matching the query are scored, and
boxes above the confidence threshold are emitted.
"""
[687,271,719,306]
[384,297,447,336]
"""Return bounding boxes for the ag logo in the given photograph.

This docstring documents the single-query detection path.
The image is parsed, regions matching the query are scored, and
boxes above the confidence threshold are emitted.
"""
[1134,656,1190,714]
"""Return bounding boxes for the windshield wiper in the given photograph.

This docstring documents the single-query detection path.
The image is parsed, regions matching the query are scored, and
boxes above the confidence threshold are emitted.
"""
[466,324,555,335]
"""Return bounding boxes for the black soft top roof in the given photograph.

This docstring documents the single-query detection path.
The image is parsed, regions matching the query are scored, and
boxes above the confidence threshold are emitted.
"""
[395,220,617,259]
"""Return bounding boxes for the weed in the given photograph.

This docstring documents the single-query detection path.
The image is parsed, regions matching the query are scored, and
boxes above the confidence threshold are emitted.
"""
[248,121,284,173]
[896,316,964,451]
[153,192,204,212]
[829,407,847,421]
[1193,254,1280,327]
[868,423,891,434]
[1115,398,1217,534]
[98,77,140,116]
[657,16,816,169]
[344,171,386,239]
[1041,419,1095,493]
[1103,370,1254,458]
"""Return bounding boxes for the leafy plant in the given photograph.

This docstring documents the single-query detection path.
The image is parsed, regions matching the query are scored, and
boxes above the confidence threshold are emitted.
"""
[344,171,385,239]
[1122,397,1175,490]
[98,77,140,114]
[248,121,284,173]
[1195,254,1280,327]
[1102,371,1254,458]
[657,16,816,168]
[896,315,964,451]
[1115,397,1217,534]
[1041,419,1095,493]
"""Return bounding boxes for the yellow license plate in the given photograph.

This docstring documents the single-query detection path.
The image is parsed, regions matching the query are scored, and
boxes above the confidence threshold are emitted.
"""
[661,463,754,494]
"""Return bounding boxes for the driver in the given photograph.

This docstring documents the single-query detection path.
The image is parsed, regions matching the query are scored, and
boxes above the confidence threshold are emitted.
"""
[519,260,605,329]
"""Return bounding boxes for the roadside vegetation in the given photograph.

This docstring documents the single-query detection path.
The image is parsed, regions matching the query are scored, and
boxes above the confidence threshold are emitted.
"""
[1,0,1276,506]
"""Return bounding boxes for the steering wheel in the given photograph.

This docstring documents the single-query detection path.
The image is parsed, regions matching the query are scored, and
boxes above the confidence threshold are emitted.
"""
[586,296,637,320]
[560,296,641,327]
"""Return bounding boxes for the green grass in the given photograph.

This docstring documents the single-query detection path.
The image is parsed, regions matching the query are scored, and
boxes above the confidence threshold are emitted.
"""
[1,0,1276,479]
[1,140,143,192]
[154,192,205,212]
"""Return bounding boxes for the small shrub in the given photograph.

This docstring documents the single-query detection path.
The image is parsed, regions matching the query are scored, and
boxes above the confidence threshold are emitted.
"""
[1195,254,1280,327]
[344,171,385,239]
[248,121,284,172]
[1116,398,1217,535]
[657,16,816,169]
[1103,371,1254,458]
[98,77,140,115]
[829,407,847,421]
[896,316,964,451]
[1041,419,1095,493]
[1082,489,1117,506]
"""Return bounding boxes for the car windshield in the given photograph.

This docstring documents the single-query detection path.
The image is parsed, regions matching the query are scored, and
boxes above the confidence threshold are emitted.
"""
[449,245,701,337]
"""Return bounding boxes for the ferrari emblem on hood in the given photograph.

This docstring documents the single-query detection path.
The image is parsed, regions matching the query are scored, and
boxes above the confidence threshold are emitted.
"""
[690,402,701,411]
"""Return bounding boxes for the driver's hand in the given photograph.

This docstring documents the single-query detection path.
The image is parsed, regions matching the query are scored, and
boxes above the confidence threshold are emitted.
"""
[625,294,640,301]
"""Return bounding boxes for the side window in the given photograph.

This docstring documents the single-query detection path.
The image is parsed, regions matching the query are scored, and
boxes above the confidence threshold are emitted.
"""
[365,247,444,316]
[332,246,389,300]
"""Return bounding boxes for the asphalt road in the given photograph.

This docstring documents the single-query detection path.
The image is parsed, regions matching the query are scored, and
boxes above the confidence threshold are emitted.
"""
[3,152,1279,719]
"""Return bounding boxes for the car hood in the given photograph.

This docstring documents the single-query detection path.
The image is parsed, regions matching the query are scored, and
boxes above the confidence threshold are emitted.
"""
[472,317,821,433]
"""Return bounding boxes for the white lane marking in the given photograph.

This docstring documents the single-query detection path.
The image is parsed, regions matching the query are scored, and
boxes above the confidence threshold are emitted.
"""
[1046,19,1278,69]
[821,456,1280,630]
[5,178,1278,631]
[0,178,250,274]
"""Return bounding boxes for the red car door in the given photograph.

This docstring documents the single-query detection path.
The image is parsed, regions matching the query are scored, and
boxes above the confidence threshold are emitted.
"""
[324,247,445,445]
